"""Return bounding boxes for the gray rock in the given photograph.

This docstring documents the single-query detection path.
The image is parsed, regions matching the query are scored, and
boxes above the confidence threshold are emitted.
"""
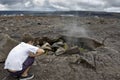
[52,41,64,48]
[4,27,9,31]
[0,33,19,62]
[47,51,54,55]
[0,30,2,33]
[64,46,81,55]
[34,35,62,45]
[1,75,18,80]
[55,47,65,56]
[78,51,96,69]
[42,35,62,44]
[66,54,80,63]
[41,42,52,50]
[60,34,104,51]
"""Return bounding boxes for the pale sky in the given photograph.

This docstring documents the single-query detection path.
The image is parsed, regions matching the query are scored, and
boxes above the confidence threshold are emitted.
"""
[0,0,120,12]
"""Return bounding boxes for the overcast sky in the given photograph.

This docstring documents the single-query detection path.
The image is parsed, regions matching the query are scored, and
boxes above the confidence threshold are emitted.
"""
[0,0,120,12]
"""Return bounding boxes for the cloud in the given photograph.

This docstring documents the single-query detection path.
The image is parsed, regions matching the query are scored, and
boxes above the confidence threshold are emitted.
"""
[0,0,23,5]
[104,0,120,7]
[0,0,120,12]
[0,4,8,10]
[105,7,120,12]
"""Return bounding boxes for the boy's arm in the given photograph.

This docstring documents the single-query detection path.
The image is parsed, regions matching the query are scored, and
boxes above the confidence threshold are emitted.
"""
[29,48,45,57]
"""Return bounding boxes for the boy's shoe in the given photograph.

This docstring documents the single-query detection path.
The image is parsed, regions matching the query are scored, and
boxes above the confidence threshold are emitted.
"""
[19,74,34,80]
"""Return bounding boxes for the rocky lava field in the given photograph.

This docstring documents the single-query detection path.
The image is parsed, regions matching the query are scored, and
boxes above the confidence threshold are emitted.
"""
[0,15,120,80]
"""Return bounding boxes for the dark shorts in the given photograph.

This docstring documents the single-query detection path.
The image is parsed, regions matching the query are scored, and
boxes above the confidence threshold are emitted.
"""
[8,57,35,77]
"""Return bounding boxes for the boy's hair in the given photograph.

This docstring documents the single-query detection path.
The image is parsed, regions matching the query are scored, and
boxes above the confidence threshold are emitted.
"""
[21,33,34,43]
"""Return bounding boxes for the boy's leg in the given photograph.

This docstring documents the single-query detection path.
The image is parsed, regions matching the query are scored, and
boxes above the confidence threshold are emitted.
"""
[21,66,31,77]
[8,57,35,77]
[21,57,35,77]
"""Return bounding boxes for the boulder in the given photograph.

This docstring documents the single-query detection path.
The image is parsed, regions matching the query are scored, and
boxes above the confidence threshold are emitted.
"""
[55,47,66,56]
[60,34,104,51]
[0,33,19,62]
[64,46,81,55]
[34,35,62,46]
[42,35,62,44]
[52,41,64,48]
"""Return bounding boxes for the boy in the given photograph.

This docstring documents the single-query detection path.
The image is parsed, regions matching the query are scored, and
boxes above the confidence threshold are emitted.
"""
[4,34,45,80]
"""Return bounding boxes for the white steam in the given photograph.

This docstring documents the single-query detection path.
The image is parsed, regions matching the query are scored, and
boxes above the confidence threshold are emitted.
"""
[63,22,88,37]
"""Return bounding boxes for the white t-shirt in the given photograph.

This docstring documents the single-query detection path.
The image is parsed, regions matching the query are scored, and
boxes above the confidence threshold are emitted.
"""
[4,42,39,71]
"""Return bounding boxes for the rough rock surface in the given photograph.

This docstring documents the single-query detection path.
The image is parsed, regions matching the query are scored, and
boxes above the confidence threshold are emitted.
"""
[31,47,120,80]
[2,47,120,80]
[0,33,19,62]
[0,16,120,80]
